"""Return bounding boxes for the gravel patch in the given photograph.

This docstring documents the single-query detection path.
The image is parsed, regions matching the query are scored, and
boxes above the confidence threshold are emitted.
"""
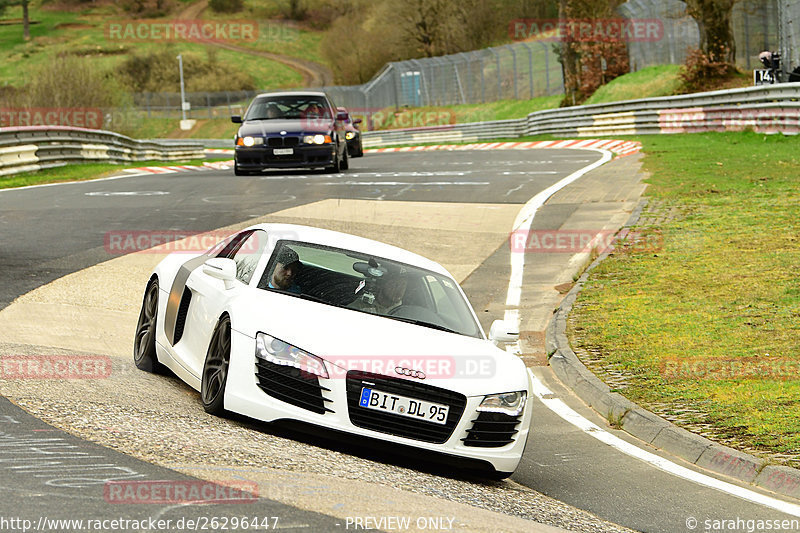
[0,342,634,533]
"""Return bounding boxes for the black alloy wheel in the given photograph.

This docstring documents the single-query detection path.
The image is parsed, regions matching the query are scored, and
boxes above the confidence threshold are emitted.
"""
[134,279,163,372]
[201,316,232,415]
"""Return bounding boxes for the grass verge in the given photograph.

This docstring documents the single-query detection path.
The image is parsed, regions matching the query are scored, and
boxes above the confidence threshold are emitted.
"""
[0,158,230,190]
[583,65,683,105]
[568,131,800,465]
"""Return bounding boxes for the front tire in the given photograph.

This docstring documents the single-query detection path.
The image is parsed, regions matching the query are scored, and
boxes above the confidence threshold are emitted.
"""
[134,279,164,373]
[326,147,341,173]
[340,145,349,170]
[201,316,232,416]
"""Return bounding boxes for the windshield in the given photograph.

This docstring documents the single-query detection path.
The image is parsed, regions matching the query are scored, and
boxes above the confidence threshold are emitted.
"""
[257,241,482,339]
[245,95,332,121]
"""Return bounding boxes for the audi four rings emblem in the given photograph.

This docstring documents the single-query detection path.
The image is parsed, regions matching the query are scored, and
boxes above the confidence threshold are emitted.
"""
[395,367,426,379]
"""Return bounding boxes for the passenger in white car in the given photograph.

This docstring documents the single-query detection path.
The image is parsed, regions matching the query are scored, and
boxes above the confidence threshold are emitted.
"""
[268,247,303,294]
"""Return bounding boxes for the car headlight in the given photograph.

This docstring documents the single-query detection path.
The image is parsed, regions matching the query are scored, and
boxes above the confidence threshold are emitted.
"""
[303,134,332,145]
[237,136,264,147]
[255,332,328,378]
[477,391,526,416]
[345,132,356,140]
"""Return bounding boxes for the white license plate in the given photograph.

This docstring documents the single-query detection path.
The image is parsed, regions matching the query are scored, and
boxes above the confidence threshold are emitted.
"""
[358,387,449,425]
[273,148,294,155]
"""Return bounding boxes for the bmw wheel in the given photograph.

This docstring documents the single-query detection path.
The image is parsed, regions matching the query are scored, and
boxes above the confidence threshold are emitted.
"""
[326,147,341,173]
[201,315,232,415]
[134,278,163,373]
[340,145,349,170]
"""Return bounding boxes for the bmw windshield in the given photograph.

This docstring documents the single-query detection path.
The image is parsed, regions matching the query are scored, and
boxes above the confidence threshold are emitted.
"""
[244,95,331,121]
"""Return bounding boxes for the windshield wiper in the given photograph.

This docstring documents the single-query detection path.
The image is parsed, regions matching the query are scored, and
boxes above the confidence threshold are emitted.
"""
[386,316,457,334]
[293,293,331,304]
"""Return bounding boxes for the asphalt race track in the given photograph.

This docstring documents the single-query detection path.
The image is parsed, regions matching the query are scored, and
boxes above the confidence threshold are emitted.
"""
[1,149,798,532]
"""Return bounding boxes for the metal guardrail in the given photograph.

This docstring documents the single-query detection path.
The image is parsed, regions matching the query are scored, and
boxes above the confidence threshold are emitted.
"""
[0,126,205,177]
[361,83,800,146]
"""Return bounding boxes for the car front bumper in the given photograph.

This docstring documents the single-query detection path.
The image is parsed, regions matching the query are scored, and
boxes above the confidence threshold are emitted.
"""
[235,145,336,170]
[224,330,532,474]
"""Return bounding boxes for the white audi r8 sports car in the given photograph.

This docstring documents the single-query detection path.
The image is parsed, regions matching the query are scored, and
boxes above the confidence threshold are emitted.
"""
[134,224,532,477]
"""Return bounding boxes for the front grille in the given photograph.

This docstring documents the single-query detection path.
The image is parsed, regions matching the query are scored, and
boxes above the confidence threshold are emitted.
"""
[255,360,333,415]
[267,136,299,147]
[173,287,192,345]
[346,370,466,444]
[462,412,521,447]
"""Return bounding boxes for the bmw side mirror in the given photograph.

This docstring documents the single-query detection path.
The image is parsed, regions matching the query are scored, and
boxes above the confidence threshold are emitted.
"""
[353,118,362,125]
[489,320,519,344]
[203,258,237,290]
[231,115,243,124]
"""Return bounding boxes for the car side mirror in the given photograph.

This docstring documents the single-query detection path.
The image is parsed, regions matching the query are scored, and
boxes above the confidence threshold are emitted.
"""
[353,118,362,125]
[489,320,519,344]
[203,257,237,290]
[231,115,243,124]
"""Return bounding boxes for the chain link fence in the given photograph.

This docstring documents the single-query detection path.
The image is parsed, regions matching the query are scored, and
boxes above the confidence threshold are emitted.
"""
[618,0,700,70]
[780,0,800,75]
[321,41,564,113]
[134,1,800,122]
[132,90,258,120]
[620,0,798,75]
[133,42,564,126]
[732,0,779,70]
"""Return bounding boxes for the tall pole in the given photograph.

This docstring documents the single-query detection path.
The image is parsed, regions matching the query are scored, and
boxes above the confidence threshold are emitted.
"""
[177,54,187,121]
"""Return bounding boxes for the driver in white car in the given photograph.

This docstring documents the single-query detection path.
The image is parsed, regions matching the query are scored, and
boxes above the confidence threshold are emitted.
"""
[350,269,408,315]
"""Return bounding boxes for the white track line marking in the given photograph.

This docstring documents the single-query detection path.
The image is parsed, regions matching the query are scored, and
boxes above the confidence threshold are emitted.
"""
[504,149,611,316]
[527,369,800,517]
[0,172,153,193]
[511,155,800,517]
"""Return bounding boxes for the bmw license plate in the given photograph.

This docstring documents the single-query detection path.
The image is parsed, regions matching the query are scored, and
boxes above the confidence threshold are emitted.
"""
[273,148,293,155]
[359,388,449,425]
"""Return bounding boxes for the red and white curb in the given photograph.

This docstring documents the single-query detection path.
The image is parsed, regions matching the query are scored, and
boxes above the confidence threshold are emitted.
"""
[122,165,211,175]
[123,140,640,175]
[205,148,234,154]
[121,161,233,174]
[203,160,234,170]
[366,139,642,158]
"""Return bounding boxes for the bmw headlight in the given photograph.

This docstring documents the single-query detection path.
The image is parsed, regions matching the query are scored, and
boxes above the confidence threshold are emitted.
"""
[237,136,264,147]
[303,134,332,145]
[345,132,356,140]
[477,391,526,416]
[255,332,328,378]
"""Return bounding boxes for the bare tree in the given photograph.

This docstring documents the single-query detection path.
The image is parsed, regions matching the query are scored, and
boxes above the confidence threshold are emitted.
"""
[558,0,628,105]
[684,0,738,62]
